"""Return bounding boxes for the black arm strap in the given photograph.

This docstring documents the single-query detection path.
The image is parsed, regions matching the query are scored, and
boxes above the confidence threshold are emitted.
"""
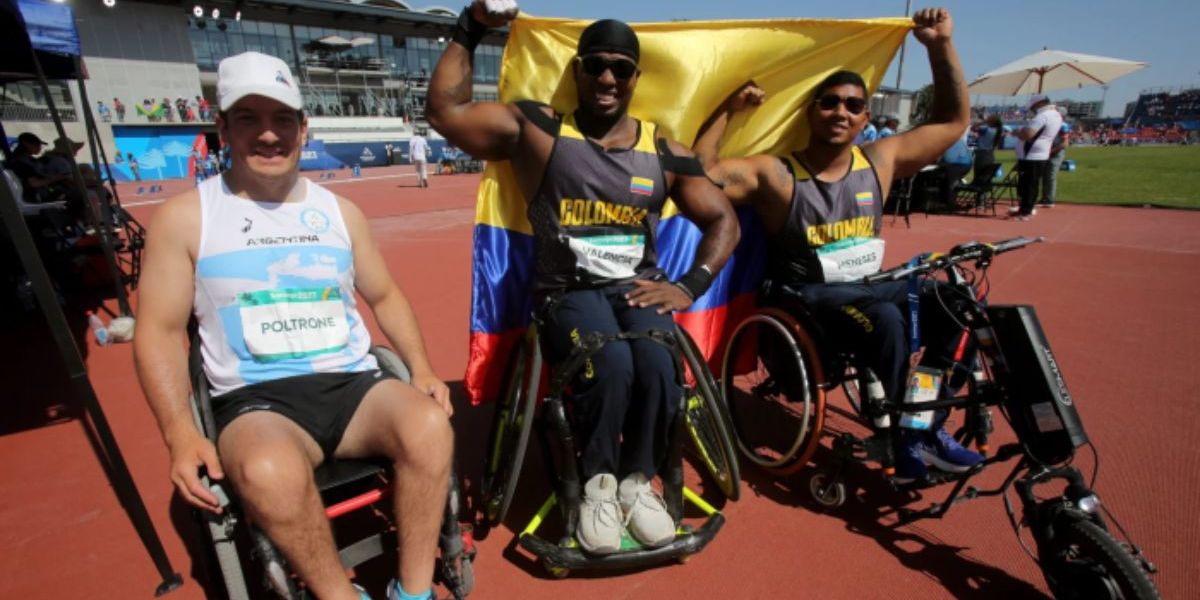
[515,100,560,137]
[655,137,706,177]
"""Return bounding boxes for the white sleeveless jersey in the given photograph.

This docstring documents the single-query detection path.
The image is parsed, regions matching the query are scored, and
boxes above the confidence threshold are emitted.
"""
[194,176,377,396]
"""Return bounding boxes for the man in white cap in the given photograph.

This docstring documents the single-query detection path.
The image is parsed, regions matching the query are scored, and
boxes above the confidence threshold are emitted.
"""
[133,51,453,600]
[1010,93,1062,220]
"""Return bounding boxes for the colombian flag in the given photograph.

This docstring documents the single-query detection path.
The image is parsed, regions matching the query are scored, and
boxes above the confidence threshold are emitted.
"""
[465,14,911,404]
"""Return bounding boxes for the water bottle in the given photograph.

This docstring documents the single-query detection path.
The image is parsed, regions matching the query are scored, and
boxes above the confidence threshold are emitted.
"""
[867,379,890,429]
[87,311,111,346]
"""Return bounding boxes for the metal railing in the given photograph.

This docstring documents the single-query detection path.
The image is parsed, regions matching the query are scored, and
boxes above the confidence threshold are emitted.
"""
[1,103,78,122]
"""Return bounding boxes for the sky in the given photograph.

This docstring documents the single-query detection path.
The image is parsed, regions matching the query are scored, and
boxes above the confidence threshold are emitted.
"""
[510,0,1199,117]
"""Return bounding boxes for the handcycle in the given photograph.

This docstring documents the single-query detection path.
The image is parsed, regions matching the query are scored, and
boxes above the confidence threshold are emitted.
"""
[188,343,476,599]
[478,314,740,577]
[721,236,1160,600]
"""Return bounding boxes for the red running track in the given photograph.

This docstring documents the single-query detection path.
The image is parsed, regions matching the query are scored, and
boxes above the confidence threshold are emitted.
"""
[2,165,1196,599]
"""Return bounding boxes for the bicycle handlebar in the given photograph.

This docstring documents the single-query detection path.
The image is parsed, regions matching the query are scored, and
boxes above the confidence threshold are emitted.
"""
[863,236,1044,284]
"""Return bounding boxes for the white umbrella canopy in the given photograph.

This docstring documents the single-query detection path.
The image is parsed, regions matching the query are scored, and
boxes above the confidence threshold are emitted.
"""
[968,48,1148,95]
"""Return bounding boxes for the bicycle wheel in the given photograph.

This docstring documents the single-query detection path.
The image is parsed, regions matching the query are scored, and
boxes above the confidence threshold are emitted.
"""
[677,326,740,501]
[1039,516,1160,600]
[481,335,538,527]
[721,309,826,475]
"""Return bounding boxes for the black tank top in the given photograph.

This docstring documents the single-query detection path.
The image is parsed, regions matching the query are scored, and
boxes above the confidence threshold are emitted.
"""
[527,111,669,290]
[767,146,884,284]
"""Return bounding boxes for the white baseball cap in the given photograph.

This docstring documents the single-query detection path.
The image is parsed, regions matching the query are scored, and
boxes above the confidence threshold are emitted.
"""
[1025,93,1050,111]
[217,51,303,112]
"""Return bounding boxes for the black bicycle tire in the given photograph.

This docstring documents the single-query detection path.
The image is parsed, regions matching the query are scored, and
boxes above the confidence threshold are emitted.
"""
[482,339,535,527]
[1041,516,1160,600]
[678,327,741,501]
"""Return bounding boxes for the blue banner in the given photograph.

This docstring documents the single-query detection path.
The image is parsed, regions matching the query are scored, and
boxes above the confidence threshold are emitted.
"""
[110,125,207,181]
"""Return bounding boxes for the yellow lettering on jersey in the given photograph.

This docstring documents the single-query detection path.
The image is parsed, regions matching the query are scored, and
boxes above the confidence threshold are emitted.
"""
[558,198,648,227]
[806,216,876,246]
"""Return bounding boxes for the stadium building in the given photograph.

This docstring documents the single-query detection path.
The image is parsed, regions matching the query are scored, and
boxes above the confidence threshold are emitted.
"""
[2,0,508,180]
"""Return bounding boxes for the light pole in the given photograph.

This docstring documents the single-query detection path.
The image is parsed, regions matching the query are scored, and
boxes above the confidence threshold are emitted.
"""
[894,0,912,90]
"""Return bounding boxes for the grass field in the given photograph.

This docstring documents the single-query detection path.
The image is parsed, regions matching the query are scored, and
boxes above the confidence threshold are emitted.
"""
[993,145,1200,209]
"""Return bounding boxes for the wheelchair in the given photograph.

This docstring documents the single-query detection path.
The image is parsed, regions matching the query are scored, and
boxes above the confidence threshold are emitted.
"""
[478,316,740,577]
[720,287,899,506]
[721,241,1161,599]
[188,343,475,599]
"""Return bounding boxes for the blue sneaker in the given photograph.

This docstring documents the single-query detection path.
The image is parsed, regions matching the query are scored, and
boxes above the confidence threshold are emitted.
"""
[894,431,930,484]
[387,580,434,600]
[920,427,984,473]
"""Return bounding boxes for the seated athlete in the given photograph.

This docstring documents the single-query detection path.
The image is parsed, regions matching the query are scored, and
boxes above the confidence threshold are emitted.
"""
[693,8,983,482]
[133,51,452,600]
[427,1,738,554]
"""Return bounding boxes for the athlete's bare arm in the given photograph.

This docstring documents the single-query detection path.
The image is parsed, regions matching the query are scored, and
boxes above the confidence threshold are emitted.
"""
[338,196,451,415]
[865,8,970,184]
[626,139,740,314]
[693,83,797,231]
[426,1,523,161]
[133,190,226,513]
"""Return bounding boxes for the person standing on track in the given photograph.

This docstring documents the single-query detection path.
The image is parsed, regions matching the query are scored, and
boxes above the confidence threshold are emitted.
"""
[133,51,453,600]
[408,130,431,188]
[693,8,983,483]
[427,0,738,554]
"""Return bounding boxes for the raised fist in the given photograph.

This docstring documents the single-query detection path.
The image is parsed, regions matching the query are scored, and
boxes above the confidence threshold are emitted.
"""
[912,7,953,46]
[471,0,519,29]
[724,81,766,113]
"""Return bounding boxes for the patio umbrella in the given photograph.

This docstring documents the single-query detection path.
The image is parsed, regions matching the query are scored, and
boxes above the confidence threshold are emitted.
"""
[968,48,1147,95]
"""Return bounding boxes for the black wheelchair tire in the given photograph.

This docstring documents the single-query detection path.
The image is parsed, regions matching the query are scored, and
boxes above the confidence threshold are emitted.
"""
[1039,516,1160,600]
[481,338,536,528]
[677,326,741,501]
[721,310,825,475]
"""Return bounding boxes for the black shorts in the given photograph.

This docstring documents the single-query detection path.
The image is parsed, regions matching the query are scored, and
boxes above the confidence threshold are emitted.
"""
[212,370,393,458]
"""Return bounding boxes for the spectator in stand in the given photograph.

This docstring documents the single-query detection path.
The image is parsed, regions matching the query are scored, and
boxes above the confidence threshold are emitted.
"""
[1010,94,1062,220]
[1041,120,1070,208]
[935,128,973,210]
[8,132,69,203]
[163,97,175,122]
[188,96,200,120]
[198,96,211,121]
[114,98,126,122]
[128,152,141,181]
[971,114,1003,184]
[854,118,878,145]
[97,100,111,123]
[879,117,899,138]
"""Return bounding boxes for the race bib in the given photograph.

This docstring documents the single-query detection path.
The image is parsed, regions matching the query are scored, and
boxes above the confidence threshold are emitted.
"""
[900,366,941,430]
[238,287,350,362]
[816,237,885,282]
[566,234,645,280]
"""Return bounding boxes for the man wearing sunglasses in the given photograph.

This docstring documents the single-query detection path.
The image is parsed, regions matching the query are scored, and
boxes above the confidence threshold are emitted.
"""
[427,1,738,555]
[694,7,979,483]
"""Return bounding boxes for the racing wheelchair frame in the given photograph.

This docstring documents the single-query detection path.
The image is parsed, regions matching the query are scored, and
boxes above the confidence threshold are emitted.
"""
[478,317,740,577]
[188,343,475,599]
[721,237,1159,600]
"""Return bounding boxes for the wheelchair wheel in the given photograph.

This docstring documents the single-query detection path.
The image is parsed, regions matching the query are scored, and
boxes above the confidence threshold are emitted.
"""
[721,308,826,475]
[371,346,412,383]
[677,326,741,501]
[481,335,538,527]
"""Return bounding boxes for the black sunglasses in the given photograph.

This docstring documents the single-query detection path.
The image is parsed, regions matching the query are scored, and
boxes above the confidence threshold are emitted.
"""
[816,94,868,115]
[579,55,638,80]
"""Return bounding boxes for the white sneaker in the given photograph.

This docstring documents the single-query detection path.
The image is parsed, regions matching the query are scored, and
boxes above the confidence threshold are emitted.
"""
[618,473,675,548]
[577,473,624,554]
